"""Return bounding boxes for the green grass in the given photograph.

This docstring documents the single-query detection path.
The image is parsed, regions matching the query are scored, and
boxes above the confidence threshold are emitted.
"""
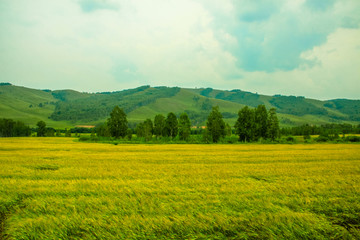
[0,85,73,128]
[1,138,359,239]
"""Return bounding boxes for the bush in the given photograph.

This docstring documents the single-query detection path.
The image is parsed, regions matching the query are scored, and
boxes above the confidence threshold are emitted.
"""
[345,136,360,142]
[79,136,91,142]
[126,129,133,140]
[303,134,311,140]
[315,136,329,142]
[286,136,296,143]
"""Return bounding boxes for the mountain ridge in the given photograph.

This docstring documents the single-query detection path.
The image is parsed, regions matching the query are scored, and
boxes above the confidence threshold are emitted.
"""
[1,83,359,128]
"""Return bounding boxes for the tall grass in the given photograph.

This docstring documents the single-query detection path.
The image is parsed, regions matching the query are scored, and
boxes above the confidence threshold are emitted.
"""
[1,138,359,239]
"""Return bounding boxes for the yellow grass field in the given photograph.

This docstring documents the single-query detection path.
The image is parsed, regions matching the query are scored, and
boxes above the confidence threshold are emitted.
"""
[1,138,360,239]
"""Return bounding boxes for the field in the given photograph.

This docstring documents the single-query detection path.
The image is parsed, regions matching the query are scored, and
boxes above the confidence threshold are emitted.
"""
[1,138,360,239]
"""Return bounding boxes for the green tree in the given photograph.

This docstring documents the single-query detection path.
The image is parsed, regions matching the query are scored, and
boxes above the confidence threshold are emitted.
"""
[46,128,55,137]
[0,119,14,137]
[268,108,280,141]
[107,106,128,138]
[164,112,178,138]
[254,105,268,140]
[136,122,145,138]
[126,129,133,140]
[206,106,226,143]
[303,124,311,141]
[56,129,61,137]
[96,123,110,137]
[235,106,255,142]
[0,119,31,137]
[36,121,46,137]
[201,98,212,111]
[225,123,232,136]
[143,119,153,141]
[154,114,165,139]
[15,121,31,137]
[65,128,72,137]
[178,112,191,141]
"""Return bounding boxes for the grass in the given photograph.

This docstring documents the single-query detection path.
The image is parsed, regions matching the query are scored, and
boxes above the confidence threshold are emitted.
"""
[0,138,360,239]
[0,85,73,128]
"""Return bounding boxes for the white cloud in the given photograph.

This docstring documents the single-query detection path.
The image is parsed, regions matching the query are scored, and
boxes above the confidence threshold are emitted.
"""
[237,28,360,99]
[0,0,359,99]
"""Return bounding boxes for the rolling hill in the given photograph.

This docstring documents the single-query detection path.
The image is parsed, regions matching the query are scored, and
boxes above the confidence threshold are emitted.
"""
[1,83,359,128]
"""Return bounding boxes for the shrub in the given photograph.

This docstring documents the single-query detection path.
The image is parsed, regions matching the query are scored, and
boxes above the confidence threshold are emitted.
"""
[79,136,90,142]
[315,136,329,142]
[345,136,360,142]
[286,136,296,143]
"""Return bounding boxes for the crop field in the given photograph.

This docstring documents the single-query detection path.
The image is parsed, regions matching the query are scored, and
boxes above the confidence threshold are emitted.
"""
[0,138,360,239]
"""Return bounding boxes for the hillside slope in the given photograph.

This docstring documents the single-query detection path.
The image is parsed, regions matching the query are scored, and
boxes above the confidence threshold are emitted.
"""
[0,85,67,127]
[0,83,359,127]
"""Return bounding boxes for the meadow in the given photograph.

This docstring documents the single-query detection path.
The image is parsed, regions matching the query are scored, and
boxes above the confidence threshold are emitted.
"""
[0,138,359,239]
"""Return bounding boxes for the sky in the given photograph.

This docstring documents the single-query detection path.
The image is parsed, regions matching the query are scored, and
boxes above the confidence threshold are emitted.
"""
[0,0,359,100]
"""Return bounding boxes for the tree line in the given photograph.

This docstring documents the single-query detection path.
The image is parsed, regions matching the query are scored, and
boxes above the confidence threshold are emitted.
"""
[0,118,31,137]
[280,123,360,142]
[2,106,360,143]
[95,105,281,143]
[0,119,74,137]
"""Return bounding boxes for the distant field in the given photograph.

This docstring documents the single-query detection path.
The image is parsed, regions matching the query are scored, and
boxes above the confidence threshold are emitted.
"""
[1,138,359,239]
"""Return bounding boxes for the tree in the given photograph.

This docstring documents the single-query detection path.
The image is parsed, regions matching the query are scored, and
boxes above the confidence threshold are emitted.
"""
[136,122,145,138]
[154,114,165,139]
[206,106,226,143]
[268,108,280,141]
[164,112,178,138]
[178,112,191,141]
[235,106,255,142]
[143,119,153,141]
[65,128,72,137]
[303,124,311,140]
[46,128,55,137]
[201,98,212,111]
[136,119,153,141]
[13,121,31,137]
[0,119,15,137]
[254,105,268,140]
[56,129,61,137]
[37,121,46,137]
[96,123,110,137]
[225,123,232,137]
[107,106,128,138]
[0,119,31,137]
[126,129,133,140]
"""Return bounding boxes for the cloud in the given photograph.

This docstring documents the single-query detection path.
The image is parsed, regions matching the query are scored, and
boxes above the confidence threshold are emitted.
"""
[238,28,360,100]
[0,0,359,99]
[305,0,336,12]
[213,0,360,72]
[78,0,119,13]
[233,0,279,23]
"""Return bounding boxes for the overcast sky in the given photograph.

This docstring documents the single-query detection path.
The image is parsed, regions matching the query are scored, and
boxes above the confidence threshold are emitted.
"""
[1,0,359,100]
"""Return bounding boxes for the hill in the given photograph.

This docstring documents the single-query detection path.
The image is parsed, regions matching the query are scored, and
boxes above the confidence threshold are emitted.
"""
[1,83,359,128]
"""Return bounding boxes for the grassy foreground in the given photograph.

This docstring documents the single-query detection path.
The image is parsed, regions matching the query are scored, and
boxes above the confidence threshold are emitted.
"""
[0,138,359,239]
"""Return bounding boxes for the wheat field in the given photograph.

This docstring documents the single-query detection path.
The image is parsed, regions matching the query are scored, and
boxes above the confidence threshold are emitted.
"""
[0,138,359,239]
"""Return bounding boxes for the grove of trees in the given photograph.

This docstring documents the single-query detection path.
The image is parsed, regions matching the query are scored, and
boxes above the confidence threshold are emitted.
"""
[234,105,279,142]
[0,118,31,137]
[97,105,280,143]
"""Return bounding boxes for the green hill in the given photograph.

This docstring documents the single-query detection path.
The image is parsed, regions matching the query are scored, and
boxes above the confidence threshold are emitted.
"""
[0,83,359,128]
[0,84,67,128]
